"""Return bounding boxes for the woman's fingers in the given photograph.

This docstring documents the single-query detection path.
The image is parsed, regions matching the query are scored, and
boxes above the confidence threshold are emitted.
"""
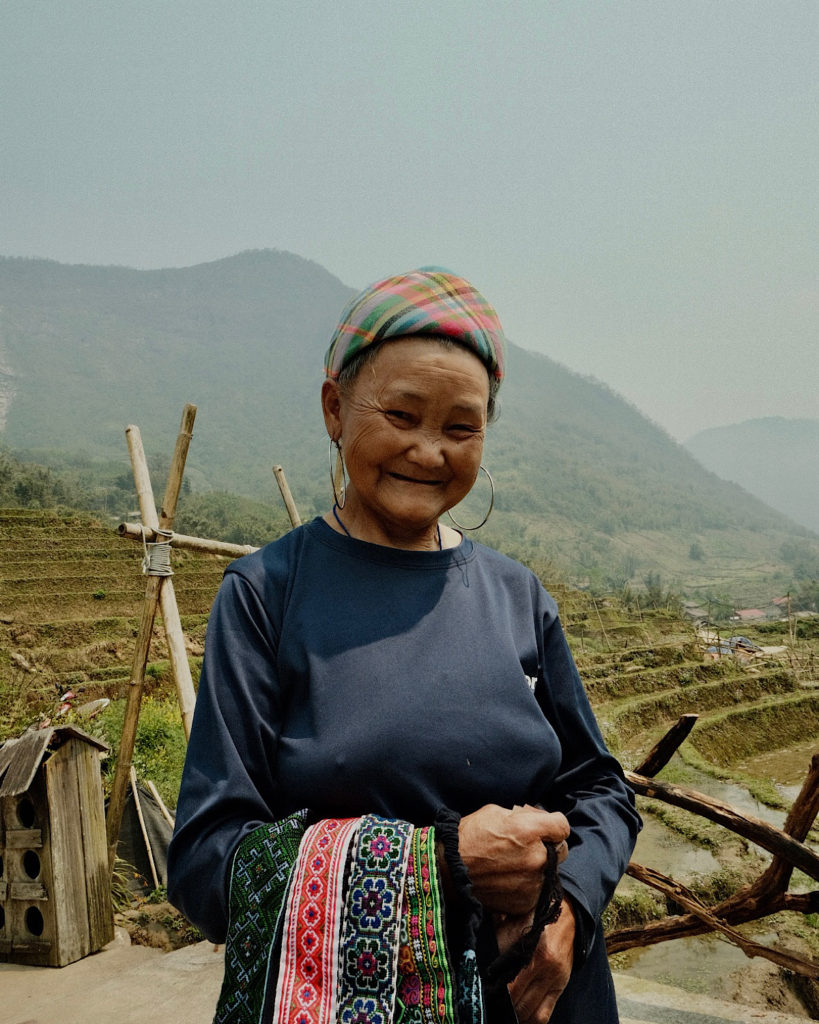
[458,804,571,914]
[507,900,576,1023]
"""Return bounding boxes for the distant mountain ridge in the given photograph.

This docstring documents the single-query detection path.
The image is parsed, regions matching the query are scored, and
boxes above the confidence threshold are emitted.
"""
[1,250,815,598]
[685,417,819,535]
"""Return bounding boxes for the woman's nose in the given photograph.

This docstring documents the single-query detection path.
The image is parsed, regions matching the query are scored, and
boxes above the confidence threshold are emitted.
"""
[406,431,446,467]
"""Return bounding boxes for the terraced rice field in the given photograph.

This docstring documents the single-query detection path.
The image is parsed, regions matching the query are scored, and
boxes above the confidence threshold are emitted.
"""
[0,507,229,728]
[1,507,816,777]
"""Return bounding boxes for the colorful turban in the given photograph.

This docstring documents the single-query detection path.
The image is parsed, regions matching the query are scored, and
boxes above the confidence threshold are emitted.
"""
[324,267,506,381]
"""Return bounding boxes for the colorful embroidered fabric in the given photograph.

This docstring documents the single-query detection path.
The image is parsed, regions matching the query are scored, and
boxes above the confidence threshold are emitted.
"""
[337,815,414,1024]
[216,813,485,1024]
[214,811,309,1024]
[324,267,506,381]
[273,817,360,1024]
[396,826,457,1024]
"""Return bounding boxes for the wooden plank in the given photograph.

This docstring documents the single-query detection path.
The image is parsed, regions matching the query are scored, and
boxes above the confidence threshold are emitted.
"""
[0,881,6,900]
[45,741,90,966]
[8,881,48,900]
[4,829,42,849]
[77,744,114,949]
[0,730,51,797]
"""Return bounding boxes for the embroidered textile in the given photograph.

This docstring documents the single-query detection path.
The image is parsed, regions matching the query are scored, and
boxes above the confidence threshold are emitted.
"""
[337,816,414,1024]
[214,811,308,1024]
[324,267,506,381]
[273,817,360,1024]
[396,826,457,1024]
[218,814,486,1024]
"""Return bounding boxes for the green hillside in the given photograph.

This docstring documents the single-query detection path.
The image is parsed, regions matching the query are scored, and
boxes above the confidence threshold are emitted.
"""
[1,250,817,601]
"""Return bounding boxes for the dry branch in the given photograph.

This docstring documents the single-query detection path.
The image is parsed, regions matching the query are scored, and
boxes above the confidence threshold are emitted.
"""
[608,754,819,966]
[626,770,819,881]
[607,878,819,952]
[616,862,819,978]
[634,714,699,777]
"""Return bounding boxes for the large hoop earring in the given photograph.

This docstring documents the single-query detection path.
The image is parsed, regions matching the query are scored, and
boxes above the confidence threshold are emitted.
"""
[447,465,495,531]
[328,438,347,510]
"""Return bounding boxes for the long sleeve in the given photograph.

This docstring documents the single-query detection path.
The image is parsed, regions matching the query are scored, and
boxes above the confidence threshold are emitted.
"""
[535,602,641,954]
[167,570,286,942]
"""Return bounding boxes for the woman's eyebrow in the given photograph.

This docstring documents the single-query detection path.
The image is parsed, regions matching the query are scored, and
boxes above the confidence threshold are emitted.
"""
[383,388,484,413]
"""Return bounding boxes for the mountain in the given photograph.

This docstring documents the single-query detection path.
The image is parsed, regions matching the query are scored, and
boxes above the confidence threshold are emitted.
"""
[1,251,816,600]
[685,418,819,535]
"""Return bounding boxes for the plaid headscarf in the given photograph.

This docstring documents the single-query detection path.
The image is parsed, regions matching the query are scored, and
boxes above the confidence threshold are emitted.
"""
[324,267,506,381]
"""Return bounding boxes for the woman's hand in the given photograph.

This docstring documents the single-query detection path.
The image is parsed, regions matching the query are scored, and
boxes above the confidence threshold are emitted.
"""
[457,803,569,914]
[495,899,576,1023]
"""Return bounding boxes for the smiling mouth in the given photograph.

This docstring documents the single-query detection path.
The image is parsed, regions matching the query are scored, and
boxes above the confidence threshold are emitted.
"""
[389,472,444,486]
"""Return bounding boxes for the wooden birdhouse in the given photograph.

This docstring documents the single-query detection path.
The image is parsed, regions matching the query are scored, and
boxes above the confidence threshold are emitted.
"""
[0,725,113,966]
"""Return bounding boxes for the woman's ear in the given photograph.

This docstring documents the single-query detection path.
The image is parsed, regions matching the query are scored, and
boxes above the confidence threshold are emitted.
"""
[321,378,343,441]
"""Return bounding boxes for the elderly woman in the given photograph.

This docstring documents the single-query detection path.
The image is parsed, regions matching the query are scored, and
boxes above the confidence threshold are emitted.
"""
[168,268,640,1024]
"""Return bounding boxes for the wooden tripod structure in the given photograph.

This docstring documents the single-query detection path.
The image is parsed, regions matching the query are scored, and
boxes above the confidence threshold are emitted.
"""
[104,403,300,871]
[106,404,819,981]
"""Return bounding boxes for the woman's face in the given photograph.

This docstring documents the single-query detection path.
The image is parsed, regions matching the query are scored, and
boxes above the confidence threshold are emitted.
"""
[321,338,490,547]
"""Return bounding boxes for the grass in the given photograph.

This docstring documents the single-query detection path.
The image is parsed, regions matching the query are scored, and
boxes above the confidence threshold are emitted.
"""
[90,696,188,809]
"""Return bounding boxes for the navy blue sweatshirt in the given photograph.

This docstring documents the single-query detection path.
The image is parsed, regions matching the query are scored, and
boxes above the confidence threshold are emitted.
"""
[168,518,639,1021]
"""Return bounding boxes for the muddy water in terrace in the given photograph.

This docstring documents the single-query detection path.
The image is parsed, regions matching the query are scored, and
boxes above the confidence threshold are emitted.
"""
[618,746,818,1004]
[739,738,819,803]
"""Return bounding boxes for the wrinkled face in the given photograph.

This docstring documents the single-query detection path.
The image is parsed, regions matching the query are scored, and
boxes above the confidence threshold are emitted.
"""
[322,338,490,545]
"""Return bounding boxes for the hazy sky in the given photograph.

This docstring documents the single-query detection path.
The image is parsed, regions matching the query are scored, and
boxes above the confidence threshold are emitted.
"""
[2,1,816,441]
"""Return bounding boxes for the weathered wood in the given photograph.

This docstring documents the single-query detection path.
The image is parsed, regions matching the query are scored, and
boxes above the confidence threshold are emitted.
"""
[118,521,256,558]
[125,424,197,739]
[0,730,52,797]
[633,714,699,778]
[4,829,42,848]
[607,752,819,963]
[8,881,48,900]
[77,743,113,949]
[106,404,197,870]
[0,726,106,798]
[626,770,819,881]
[45,742,89,965]
[607,878,819,950]
[756,753,819,892]
[620,861,819,978]
[273,464,302,528]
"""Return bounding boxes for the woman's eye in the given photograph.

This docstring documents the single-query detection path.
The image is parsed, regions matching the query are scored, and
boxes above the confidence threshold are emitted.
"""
[449,424,480,436]
[385,409,411,422]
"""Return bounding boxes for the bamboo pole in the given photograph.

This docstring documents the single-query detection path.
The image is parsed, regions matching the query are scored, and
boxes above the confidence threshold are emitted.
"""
[118,521,257,559]
[124,426,198,740]
[106,404,196,870]
[130,766,160,890]
[146,779,176,829]
[273,464,301,528]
